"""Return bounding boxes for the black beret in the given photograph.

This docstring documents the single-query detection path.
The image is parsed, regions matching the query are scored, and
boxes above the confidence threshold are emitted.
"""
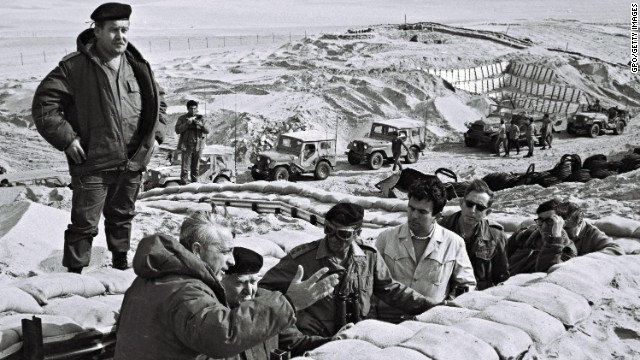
[91,2,132,22]
[226,247,263,275]
[536,198,560,214]
[325,203,364,227]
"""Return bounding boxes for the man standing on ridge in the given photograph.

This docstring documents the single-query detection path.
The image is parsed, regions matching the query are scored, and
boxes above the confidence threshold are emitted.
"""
[176,99,210,184]
[32,2,166,274]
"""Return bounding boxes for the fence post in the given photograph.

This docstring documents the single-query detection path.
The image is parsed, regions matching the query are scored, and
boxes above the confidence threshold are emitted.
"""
[149,41,152,52]
[206,37,209,48]
[43,51,47,63]
[223,36,226,47]
[20,52,24,66]
[305,30,307,39]
[169,39,171,51]
[289,32,291,42]
[273,33,275,43]
[188,38,191,50]
[257,34,259,44]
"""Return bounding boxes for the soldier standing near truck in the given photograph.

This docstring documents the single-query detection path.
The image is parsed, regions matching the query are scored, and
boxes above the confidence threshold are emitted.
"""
[507,120,521,156]
[392,133,410,171]
[540,113,553,150]
[524,119,536,158]
[175,100,210,184]
[496,119,508,157]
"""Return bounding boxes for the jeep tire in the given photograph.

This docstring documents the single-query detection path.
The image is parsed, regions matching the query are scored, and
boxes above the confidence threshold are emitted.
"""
[614,121,625,135]
[271,167,290,181]
[251,168,266,181]
[368,152,384,170]
[589,123,600,138]
[314,161,331,180]
[567,126,576,135]
[405,147,419,164]
[464,137,478,147]
[347,152,360,165]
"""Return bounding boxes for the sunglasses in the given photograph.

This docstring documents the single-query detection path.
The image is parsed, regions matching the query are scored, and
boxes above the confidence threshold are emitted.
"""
[464,200,488,212]
[325,222,362,240]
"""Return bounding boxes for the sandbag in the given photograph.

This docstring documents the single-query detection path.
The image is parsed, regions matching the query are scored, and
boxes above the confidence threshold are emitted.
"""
[233,237,286,258]
[594,215,640,238]
[415,306,478,325]
[482,284,521,298]
[0,286,43,314]
[0,314,83,337]
[336,319,415,348]
[42,295,120,329]
[544,270,612,305]
[0,329,20,355]
[306,339,380,360]
[615,238,640,254]
[449,291,501,311]
[502,272,545,286]
[584,253,640,276]
[399,323,498,360]
[506,282,591,327]
[13,273,106,305]
[452,318,532,360]
[368,346,429,360]
[85,268,137,294]
[398,320,431,333]
[474,300,566,345]
[547,256,616,286]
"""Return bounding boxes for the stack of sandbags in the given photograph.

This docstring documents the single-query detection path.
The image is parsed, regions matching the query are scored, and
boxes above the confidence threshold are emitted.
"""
[42,295,120,329]
[12,273,106,305]
[305,339,380,360]
[85,268,137,294]
[414,305,478,325]
[0,314,85,358]
[335,319,415,348]
[398,323,499,360]
[452,318,532,360]
[594,215,640,239]
[0,286,43,314]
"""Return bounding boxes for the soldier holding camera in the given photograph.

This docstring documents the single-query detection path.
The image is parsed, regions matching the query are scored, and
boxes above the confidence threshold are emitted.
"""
[260,203,441,337]
[175,99,210,184]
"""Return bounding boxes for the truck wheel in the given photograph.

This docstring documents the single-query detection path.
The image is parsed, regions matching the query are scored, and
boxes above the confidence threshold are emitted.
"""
[567,126,576,135]
[347,152,360,165]
[314,162,331,180]
[368,152,384,170]
[405,147,419,163]
[271,167,290,181]
[464,137,478,147]
[165,181,180,188]
[214,176,230,183]
[251,168,265,181]
[589,123,600,138]
[614,121,625,135]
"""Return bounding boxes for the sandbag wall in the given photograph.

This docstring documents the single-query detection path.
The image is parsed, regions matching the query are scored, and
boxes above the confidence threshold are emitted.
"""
[424,61,509,94]
[295,253,640,360]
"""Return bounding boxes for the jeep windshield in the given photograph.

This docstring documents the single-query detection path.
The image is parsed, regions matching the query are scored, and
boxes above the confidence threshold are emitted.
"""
[276,136,303,155]
[370,123,399,140]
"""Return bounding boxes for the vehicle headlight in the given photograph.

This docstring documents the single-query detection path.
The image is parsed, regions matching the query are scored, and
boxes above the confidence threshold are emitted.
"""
[585,118,594,124]
[364,144,369,150]
[266,158,271,164]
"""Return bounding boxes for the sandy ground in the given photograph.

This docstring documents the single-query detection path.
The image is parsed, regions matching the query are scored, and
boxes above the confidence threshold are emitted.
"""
[0,1,639,358]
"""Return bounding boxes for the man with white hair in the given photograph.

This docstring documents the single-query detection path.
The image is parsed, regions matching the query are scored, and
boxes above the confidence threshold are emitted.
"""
[115,211,340,360]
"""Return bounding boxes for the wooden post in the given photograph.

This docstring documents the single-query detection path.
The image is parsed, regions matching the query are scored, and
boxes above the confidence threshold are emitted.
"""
[273,33,275,43]
[22,316,44,360]
[224,36,226,47]
[169,39,171,51]
[206,37,209,48]
[43,51,46,63]
[20,52,24,66]
[188,38,191,50]
[149,40,152,52]
[257,34,259,43]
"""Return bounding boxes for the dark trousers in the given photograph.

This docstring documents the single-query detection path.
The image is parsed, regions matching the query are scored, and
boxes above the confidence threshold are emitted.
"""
[526,138,535,156]
[392,151,403,171]
[64,170,142,268]
[507,138,520,154]
[181,148,202,184]
[541,132,552,148]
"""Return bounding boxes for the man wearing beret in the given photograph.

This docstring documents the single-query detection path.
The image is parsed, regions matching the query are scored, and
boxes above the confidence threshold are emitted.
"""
[32,2,167,273]
[200,247,342,360]
[506,199,578,275]
[260,202,441,336]
[376,178,476,323]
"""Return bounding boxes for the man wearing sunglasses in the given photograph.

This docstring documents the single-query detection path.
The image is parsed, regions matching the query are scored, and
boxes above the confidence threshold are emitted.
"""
[506,199,578,276]
[439,179,509,290]
[260,203,440,336]
[375,178,476,323]
[555,201,624,256]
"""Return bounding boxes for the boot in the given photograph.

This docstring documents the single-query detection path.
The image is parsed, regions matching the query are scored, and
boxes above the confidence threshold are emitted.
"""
[112,252,129,270]
[67,267,83,274]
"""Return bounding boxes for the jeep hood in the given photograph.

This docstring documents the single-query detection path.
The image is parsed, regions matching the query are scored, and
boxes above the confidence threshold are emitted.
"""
[353,137,390,147]
[257,151,296,162]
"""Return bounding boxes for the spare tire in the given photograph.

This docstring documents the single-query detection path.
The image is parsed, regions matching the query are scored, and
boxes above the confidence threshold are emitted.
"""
[590,168,616,179]
[539,175,562,188]
[482,172,511,191]
[564,169,591,183]
[583,154,607,171]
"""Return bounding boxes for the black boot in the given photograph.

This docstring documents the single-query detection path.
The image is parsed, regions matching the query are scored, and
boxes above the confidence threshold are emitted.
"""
[67,267,83,274]
[112,252,129,270]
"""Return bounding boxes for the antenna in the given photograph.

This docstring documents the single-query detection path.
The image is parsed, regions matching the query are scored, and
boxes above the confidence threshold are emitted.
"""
[202,78,207,116]
[234,93,238,179]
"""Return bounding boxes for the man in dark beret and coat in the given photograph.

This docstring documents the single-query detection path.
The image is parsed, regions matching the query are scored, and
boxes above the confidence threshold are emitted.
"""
[260,202,442,337]
[32,2,167,273]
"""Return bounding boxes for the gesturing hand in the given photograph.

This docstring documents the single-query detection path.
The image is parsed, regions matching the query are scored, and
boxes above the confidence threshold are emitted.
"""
[285,266,339,311]
[65,138,86,164]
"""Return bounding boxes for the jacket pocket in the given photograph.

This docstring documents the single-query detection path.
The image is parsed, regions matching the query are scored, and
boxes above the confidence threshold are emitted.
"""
[85,126,122,164]
[126,79,142,112]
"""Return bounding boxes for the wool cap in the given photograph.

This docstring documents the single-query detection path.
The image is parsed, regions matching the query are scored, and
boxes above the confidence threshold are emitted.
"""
[325,203,364,227]
[91,2,132,22]
[226,247,263,275]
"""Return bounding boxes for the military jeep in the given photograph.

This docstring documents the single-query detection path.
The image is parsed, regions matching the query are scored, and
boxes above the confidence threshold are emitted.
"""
[346,118,425,170]
[143,145,235,190]
[567,106,629,138]
[250,130,336,181]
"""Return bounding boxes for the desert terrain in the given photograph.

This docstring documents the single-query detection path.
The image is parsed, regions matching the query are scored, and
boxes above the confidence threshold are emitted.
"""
[0,1,639,359]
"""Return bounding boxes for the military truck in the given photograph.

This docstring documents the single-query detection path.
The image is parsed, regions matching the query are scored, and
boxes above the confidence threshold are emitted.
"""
[250,130,336,181]
[567,106,629,138]
[143,144,235,190]
[464,107,549,153]
[346,118,425,170]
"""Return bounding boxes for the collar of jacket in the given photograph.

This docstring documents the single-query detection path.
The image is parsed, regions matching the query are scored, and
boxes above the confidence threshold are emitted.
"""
[315,236,365,260]
[398,222,443,243]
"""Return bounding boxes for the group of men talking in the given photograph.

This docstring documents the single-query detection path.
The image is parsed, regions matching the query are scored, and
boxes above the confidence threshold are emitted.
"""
[114,176,623,360]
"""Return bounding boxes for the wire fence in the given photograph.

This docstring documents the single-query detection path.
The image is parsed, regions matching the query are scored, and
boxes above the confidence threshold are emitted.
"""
[0,33,309,68]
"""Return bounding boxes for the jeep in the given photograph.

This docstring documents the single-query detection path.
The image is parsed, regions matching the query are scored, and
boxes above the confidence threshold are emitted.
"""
[143,144,236,190]
[567,105,629,138]
[250,130,337,181]
[464,105,550,153]
[346,118,425,170]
